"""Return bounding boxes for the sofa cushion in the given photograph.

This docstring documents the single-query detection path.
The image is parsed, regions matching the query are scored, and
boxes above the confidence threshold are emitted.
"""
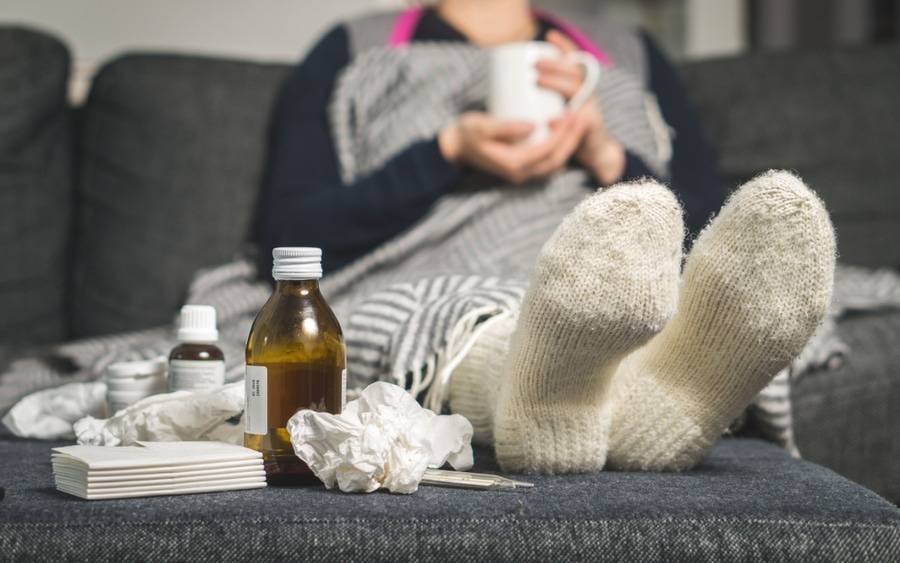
[793,309,900,503]
[681,42,900,268]
[70,54,288,338]
[0,27,71,344]
[1,438,898,561]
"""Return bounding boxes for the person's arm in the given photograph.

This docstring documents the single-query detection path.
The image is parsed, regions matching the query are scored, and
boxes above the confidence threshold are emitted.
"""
[633,31,726,236]
[256,25,461,276]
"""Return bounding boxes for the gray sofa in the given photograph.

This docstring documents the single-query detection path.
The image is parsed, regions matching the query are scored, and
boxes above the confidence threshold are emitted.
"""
[1,26,899,561]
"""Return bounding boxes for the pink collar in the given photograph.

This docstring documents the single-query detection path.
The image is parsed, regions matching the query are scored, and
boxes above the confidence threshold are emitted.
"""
[388,6,613,67]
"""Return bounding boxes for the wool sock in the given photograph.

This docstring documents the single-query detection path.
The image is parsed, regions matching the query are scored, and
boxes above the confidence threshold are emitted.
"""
[447,313,517,447]
[492,181,684,474]
[606,170,836,471]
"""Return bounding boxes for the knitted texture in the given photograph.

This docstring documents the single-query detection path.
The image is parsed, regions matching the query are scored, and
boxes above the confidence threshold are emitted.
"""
[607,170,836,471]
[493,181,684,473]
[447,313,517,446]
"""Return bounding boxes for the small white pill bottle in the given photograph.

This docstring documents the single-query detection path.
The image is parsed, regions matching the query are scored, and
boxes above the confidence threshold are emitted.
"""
[168,305,226,392]
[105,357,168,415]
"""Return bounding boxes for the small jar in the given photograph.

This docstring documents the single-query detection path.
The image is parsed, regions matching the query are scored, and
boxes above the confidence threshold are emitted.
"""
[105,357,168,415]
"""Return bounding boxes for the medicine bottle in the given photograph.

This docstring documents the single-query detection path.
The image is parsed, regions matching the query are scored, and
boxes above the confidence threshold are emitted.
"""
[169,305,226,392]
[244,247,346,485]
[105,357,168,414]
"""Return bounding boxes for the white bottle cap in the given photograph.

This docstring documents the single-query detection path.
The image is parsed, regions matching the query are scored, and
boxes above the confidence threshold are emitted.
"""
[272,247,323,280]
[177,305,219,342]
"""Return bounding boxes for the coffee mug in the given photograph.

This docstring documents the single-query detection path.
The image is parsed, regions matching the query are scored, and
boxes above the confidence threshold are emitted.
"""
[488,41,600,143]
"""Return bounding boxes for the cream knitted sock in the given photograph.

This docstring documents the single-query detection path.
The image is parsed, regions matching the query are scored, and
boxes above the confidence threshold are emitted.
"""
[607,170,836,471]
[492,181,684,474]
[447,313,517,447]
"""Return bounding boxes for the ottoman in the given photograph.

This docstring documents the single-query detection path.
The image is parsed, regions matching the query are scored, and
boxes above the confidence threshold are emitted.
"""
[1,438,898,561]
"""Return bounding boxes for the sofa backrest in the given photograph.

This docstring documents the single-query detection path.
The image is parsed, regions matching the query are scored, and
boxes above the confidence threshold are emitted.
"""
[0,27,71,345]
[681,42,900,269]
[70,54,288,338]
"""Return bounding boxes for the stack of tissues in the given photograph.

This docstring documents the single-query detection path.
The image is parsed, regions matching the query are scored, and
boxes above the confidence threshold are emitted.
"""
[52,441,266,500]
[288,381,474,494]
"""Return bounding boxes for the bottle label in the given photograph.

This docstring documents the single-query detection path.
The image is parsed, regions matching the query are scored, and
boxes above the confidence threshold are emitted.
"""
[341,368,347,412]
[245,365,268,435]
[169,360,225,391]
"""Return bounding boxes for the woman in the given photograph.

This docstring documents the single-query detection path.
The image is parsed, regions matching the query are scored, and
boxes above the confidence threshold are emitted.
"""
[258,0,835,474]
[257,0,724,274]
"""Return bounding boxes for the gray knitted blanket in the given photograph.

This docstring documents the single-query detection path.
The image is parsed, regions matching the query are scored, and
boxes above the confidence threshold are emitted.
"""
[3,44,899,454]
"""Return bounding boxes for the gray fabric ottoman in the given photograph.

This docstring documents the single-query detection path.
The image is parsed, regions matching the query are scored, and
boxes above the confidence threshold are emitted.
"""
[1,438,898,561]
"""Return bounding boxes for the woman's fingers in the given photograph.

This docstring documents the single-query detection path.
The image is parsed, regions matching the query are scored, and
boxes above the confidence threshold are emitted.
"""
[515,117,575,164]
[527,114,590,177]
[477,115,535,142]
[536,70,582,99]
[546,30,578,54]
[488,115,586,182]
[477,146,532,184]
[535,58,582,77]
[460,110,591,184]
[479,122,568,183]
[481,141,549,182]
[536,55,585,100]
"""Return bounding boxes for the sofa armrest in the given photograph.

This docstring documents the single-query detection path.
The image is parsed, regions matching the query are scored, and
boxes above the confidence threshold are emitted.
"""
[793,309,900,502]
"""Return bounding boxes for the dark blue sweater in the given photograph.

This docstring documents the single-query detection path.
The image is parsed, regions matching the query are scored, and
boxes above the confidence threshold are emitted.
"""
[257,10,725,276]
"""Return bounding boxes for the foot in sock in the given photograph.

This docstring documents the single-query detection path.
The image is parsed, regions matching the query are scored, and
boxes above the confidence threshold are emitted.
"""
[492,180,684,474]
[607,170,836,471]
[448,312,517,447]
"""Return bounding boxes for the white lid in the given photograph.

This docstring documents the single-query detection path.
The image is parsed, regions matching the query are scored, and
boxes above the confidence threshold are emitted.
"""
[272,247,322,280]
[177,305,218,342]
[105,356,168,379]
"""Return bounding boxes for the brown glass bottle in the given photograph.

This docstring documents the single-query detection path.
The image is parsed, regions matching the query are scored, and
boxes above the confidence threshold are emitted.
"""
[244,249,345,485]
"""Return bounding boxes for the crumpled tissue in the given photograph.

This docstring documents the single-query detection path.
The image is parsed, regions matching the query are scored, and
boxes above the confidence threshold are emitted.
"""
[73,382,244,446]
[287,381,473,494]
[2,382,108,439]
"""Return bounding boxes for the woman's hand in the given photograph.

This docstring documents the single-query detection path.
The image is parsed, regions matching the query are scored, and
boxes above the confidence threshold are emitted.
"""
[439,111,590,185]
[536,30,626,186]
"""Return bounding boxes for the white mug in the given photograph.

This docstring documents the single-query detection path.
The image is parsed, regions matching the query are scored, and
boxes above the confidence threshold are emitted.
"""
[488,41,600,143]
